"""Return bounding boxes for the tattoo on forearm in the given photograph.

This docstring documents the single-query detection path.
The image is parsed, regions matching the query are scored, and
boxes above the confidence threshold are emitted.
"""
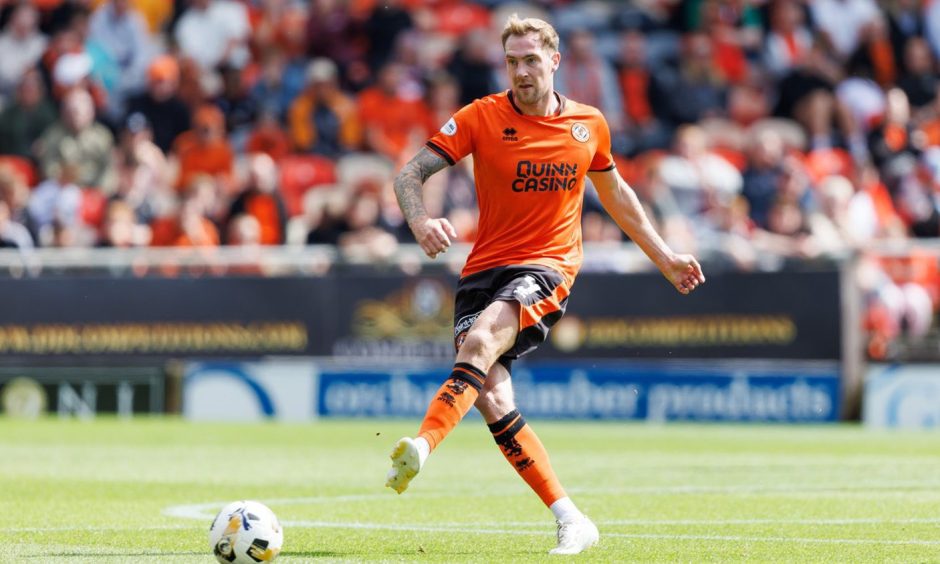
[394,148,448,225]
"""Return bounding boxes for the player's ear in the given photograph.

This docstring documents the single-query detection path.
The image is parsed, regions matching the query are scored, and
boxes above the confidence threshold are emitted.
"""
[551,51,560,72]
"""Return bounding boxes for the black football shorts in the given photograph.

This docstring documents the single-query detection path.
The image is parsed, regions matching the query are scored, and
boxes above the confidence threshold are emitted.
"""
[453,264,570,372]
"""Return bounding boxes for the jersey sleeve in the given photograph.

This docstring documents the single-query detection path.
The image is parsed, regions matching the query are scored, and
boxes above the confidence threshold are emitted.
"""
[588,113,616,172]
[425,101,478,166]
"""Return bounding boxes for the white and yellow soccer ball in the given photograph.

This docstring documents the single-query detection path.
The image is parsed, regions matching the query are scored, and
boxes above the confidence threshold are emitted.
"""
[208,500,283,563]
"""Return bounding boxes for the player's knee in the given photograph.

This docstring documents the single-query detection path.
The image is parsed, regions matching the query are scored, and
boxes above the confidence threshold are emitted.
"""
[460,329,499,362]
[475,389,514,421]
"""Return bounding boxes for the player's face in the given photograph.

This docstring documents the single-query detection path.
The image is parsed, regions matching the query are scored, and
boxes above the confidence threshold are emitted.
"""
[504,33,559,109]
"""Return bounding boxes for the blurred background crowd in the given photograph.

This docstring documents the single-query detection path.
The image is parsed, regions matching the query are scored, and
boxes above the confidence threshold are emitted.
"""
[0,0,938,356]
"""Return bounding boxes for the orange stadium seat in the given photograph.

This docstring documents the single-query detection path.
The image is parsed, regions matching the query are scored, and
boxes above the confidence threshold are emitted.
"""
[278,154,337,216]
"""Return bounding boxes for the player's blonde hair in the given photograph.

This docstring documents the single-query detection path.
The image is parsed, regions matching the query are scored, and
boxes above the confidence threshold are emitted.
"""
[501,14,559,54]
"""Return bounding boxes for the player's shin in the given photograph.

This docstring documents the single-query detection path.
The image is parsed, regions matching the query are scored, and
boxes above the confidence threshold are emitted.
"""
[416,362,487,451]
[488,409,567,508]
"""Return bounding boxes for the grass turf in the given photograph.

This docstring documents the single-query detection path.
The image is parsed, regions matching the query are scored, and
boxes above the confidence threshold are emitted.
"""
[1,418,939,563]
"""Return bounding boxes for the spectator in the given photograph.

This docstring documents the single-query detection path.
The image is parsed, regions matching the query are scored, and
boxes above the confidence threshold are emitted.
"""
[249,49,306,121]
[174,0,250,70]
[742,129,787,229]
[0,70,58,159]
[615,29,673,155]
[99,199,151,246]
[809,0,881,62]
[0,3,48,102]
[34,88,116,193]
[288,57,361,157]
[763,0,814,79]
[657,124,742,218]
[363,0,413,72]
[664,32,728,125]
[88,0,154,113]
[897,37,939,110]
[357,61,431,164]
[448,28,500,106]
[0,199,34,250]
[0,163,32,227]
[554,29,624,133]
[213,64,258,148]
[125,55,191,154]
[226,153,287,245]
[113,111,172,223]
[305,0,362,68]
[774,39,853,151]
[884,0,926,64]
[174,185,220,246]
[171,103,234,193]
[245,106,291,162]
[925,0,940,61]
[26,163,83,246]
[868,87,921,169]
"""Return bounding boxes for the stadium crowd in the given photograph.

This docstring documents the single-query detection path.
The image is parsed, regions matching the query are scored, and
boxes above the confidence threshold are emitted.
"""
[0,0,938,355]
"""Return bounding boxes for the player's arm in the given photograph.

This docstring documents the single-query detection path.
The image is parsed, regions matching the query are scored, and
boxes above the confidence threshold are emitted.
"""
[587,168,705,294]
[394,146,458,259]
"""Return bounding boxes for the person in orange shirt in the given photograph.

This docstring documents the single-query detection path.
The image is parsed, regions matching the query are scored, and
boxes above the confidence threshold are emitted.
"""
[384,14,705,556]
[357,61,431,163]
[172,104,235,193]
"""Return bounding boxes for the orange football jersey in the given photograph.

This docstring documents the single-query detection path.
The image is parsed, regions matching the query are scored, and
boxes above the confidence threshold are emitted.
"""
[426,91,614,284]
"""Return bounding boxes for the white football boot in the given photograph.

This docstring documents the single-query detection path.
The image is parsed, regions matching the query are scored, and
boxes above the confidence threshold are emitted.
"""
[385,437,422,494]
[549,515,599,555]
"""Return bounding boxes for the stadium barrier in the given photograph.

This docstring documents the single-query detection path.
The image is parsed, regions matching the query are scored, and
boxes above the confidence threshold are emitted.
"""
[864,364,940,429]
[181,359,840,424]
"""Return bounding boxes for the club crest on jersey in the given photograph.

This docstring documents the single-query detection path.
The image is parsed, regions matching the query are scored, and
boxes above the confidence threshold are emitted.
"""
[441,117,457,136]
[571,122,590,142]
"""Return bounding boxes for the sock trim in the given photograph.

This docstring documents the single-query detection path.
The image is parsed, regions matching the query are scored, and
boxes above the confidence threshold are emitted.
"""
[487,409,521,433]
[491,413,527,442]
[452,362,486,390]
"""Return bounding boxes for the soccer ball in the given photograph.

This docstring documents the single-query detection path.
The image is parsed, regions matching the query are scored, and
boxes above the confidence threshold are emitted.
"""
[208,500,283,563]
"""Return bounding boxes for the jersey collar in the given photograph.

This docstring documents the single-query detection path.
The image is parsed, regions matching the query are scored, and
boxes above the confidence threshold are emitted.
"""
[507,90,566,117]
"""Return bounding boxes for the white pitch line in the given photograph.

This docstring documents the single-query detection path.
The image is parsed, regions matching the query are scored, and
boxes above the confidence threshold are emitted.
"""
[6,525,193,534]
[568,482,940,495]
[603,533,940,546]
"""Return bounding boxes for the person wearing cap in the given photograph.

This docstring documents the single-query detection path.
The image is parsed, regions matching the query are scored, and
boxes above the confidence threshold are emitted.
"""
[125,55,192,153]
[288,57,361,157]
[34,88,116,194]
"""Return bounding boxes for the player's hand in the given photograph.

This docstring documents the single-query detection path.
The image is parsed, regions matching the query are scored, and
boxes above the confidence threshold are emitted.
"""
[662,254,705,295]
[411,217,457,259]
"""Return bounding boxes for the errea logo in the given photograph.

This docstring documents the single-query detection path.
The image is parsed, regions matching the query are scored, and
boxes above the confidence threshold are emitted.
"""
[502,127,518,142]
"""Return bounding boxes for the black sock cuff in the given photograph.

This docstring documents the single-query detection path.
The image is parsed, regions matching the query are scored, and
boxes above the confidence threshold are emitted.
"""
[490,411,527,441]
[451,362,486,391]
[487,409,521,434]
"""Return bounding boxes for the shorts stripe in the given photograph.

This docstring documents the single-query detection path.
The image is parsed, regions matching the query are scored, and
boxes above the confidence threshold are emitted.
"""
[519,282,570,331]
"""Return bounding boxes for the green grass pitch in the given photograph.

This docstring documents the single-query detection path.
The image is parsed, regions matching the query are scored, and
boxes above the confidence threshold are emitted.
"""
[1,417,939,563]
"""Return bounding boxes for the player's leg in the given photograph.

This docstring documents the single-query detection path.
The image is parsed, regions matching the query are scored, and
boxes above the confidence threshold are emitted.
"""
[385,299,518,494]
[477,362,598,555]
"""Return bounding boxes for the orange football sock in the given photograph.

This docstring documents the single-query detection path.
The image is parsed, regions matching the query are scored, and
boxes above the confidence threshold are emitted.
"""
[417,362,486,451]
[488,409,566,507]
